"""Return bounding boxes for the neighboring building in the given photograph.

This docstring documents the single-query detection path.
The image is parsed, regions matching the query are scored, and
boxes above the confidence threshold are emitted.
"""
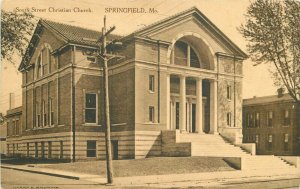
[5,107,22,157]
[0,113,7,155]
[243,93,300,155]
[7,7,248,161]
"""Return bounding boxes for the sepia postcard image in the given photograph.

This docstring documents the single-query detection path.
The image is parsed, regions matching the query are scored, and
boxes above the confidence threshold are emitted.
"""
[1,0,300,188]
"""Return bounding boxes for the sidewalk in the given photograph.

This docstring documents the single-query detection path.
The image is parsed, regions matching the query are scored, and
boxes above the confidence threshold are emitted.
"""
[2,163,300,188]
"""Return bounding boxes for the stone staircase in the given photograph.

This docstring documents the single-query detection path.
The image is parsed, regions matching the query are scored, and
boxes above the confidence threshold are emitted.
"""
[162,131,297,171]
[177,133,249,157]
[242,155,295,170]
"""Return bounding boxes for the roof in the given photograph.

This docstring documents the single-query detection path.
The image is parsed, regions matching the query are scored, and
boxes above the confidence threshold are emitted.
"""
[128,6,248,58]
[19,19,122,71]
[19,7,247,71]
[6,106,22,118]
[243,94,294,106]
[41,19,122,47]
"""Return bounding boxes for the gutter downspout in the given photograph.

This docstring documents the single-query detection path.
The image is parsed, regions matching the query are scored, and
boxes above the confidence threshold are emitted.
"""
[233,56,236,128]
[71,45,76,162]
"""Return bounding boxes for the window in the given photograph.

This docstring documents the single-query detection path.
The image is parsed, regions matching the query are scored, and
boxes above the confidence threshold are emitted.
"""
[15,120,19,135]
[284,134,289,151]
[227,112,232,126]
[227,85,232,100]
[149,106,155,123]
[36,45,52,79]
[41,142,45,158]
[87,56,96,63]
[12,121,15,136]
[48,141,52,158]
[255,112,260,127]
[49,98,54,126]
[247,113,253,127]
[149,75,155,92]
[267,135,273,151]
[283,110,291,126]
[173,41,200,68]
[267,111,273,127]
[42,100,47,126]
[35,142,38,158]
[27,143,29,157]
[60,141,63,159]
[37,55,42,78]
[36,101,40,127]
[41,48,51,76]
[87,140,97,157]
[85,93,97,123]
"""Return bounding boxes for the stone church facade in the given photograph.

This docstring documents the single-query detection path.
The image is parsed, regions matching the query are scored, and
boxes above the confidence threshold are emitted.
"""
[6,7,248,160]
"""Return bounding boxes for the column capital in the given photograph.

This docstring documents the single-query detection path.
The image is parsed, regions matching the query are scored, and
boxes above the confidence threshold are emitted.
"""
[209,79,217,83]
[196,77,203,82]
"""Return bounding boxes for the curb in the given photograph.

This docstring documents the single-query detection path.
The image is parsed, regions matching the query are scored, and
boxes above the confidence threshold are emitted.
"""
[1,165,80,180]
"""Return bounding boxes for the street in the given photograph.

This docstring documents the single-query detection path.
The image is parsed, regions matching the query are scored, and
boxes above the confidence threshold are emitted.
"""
[1,167,300,189]
[1,168,106,189]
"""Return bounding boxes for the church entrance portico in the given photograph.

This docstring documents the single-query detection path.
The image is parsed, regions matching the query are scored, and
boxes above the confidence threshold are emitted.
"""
[168,75,216,134]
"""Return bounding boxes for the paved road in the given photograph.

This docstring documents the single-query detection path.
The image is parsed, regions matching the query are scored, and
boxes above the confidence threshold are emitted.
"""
[1,168,109,189]
[2,167,300,189]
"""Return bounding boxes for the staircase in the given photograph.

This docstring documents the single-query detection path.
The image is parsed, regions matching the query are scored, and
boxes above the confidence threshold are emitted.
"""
[177,133,249,157]
[172,132,297,171]
[242,155,295,170]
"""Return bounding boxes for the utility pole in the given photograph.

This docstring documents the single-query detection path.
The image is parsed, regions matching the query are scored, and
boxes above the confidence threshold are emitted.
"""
[100,15,114,184]
[98,15,123,185]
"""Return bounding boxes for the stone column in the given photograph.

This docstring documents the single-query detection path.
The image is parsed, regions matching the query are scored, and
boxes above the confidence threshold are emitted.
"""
[187,45,191,67]
[189,101,193,132]
[166,74,170,130]
[186,102,189,132]
[209,80,218,134]
[172,99,176,130]
[196,78,203,133]
[179,75,186,132]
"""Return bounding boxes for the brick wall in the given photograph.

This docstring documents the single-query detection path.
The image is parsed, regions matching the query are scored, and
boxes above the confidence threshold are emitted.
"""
[243,101,299,155]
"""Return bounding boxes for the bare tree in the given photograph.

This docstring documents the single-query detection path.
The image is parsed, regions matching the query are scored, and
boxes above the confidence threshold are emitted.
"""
[1,10,35,64]
[240,0,300,102]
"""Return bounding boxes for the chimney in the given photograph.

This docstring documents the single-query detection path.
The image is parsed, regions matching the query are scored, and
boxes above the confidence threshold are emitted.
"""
[277,88,285,98]
[9,93,15,109]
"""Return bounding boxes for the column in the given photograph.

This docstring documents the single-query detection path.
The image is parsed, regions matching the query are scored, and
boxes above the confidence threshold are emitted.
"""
[186,101,190,132]
[166,74,170,130]
[179,75,186,132]
[209,80,218,134]
[172,99,176,130]
[187,45,191,67]
[169,100,173,130]
[189,101,193,132]
[196,78,203,133]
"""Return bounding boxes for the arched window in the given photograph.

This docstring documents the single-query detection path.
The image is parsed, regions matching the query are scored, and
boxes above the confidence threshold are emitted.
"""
[173,41,200,68]
[35,44,52,79]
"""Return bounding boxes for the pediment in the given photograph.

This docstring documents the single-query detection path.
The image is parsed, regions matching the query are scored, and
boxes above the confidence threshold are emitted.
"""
[133,7,247,58]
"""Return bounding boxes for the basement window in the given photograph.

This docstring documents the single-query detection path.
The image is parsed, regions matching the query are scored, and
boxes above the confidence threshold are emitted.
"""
[87,140,97,157]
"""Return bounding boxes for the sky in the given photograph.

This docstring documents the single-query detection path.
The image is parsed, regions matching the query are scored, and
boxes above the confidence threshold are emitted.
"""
[0,0,277,114]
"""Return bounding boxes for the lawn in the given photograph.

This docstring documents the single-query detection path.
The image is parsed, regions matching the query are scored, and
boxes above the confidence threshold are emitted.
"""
[38,157,236,177]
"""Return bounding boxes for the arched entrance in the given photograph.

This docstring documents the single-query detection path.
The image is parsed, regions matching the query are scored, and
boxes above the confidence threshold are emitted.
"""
[166,33,218,134]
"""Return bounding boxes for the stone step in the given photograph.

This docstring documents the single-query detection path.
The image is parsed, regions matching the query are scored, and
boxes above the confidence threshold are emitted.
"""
[242,156,296,170]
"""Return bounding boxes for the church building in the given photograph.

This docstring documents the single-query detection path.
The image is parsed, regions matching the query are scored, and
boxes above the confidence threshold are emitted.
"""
[7,7,248,160]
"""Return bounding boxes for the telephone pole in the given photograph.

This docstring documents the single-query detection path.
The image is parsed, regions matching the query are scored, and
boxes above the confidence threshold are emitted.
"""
[99,15,115,184]
[97,15,123,184]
